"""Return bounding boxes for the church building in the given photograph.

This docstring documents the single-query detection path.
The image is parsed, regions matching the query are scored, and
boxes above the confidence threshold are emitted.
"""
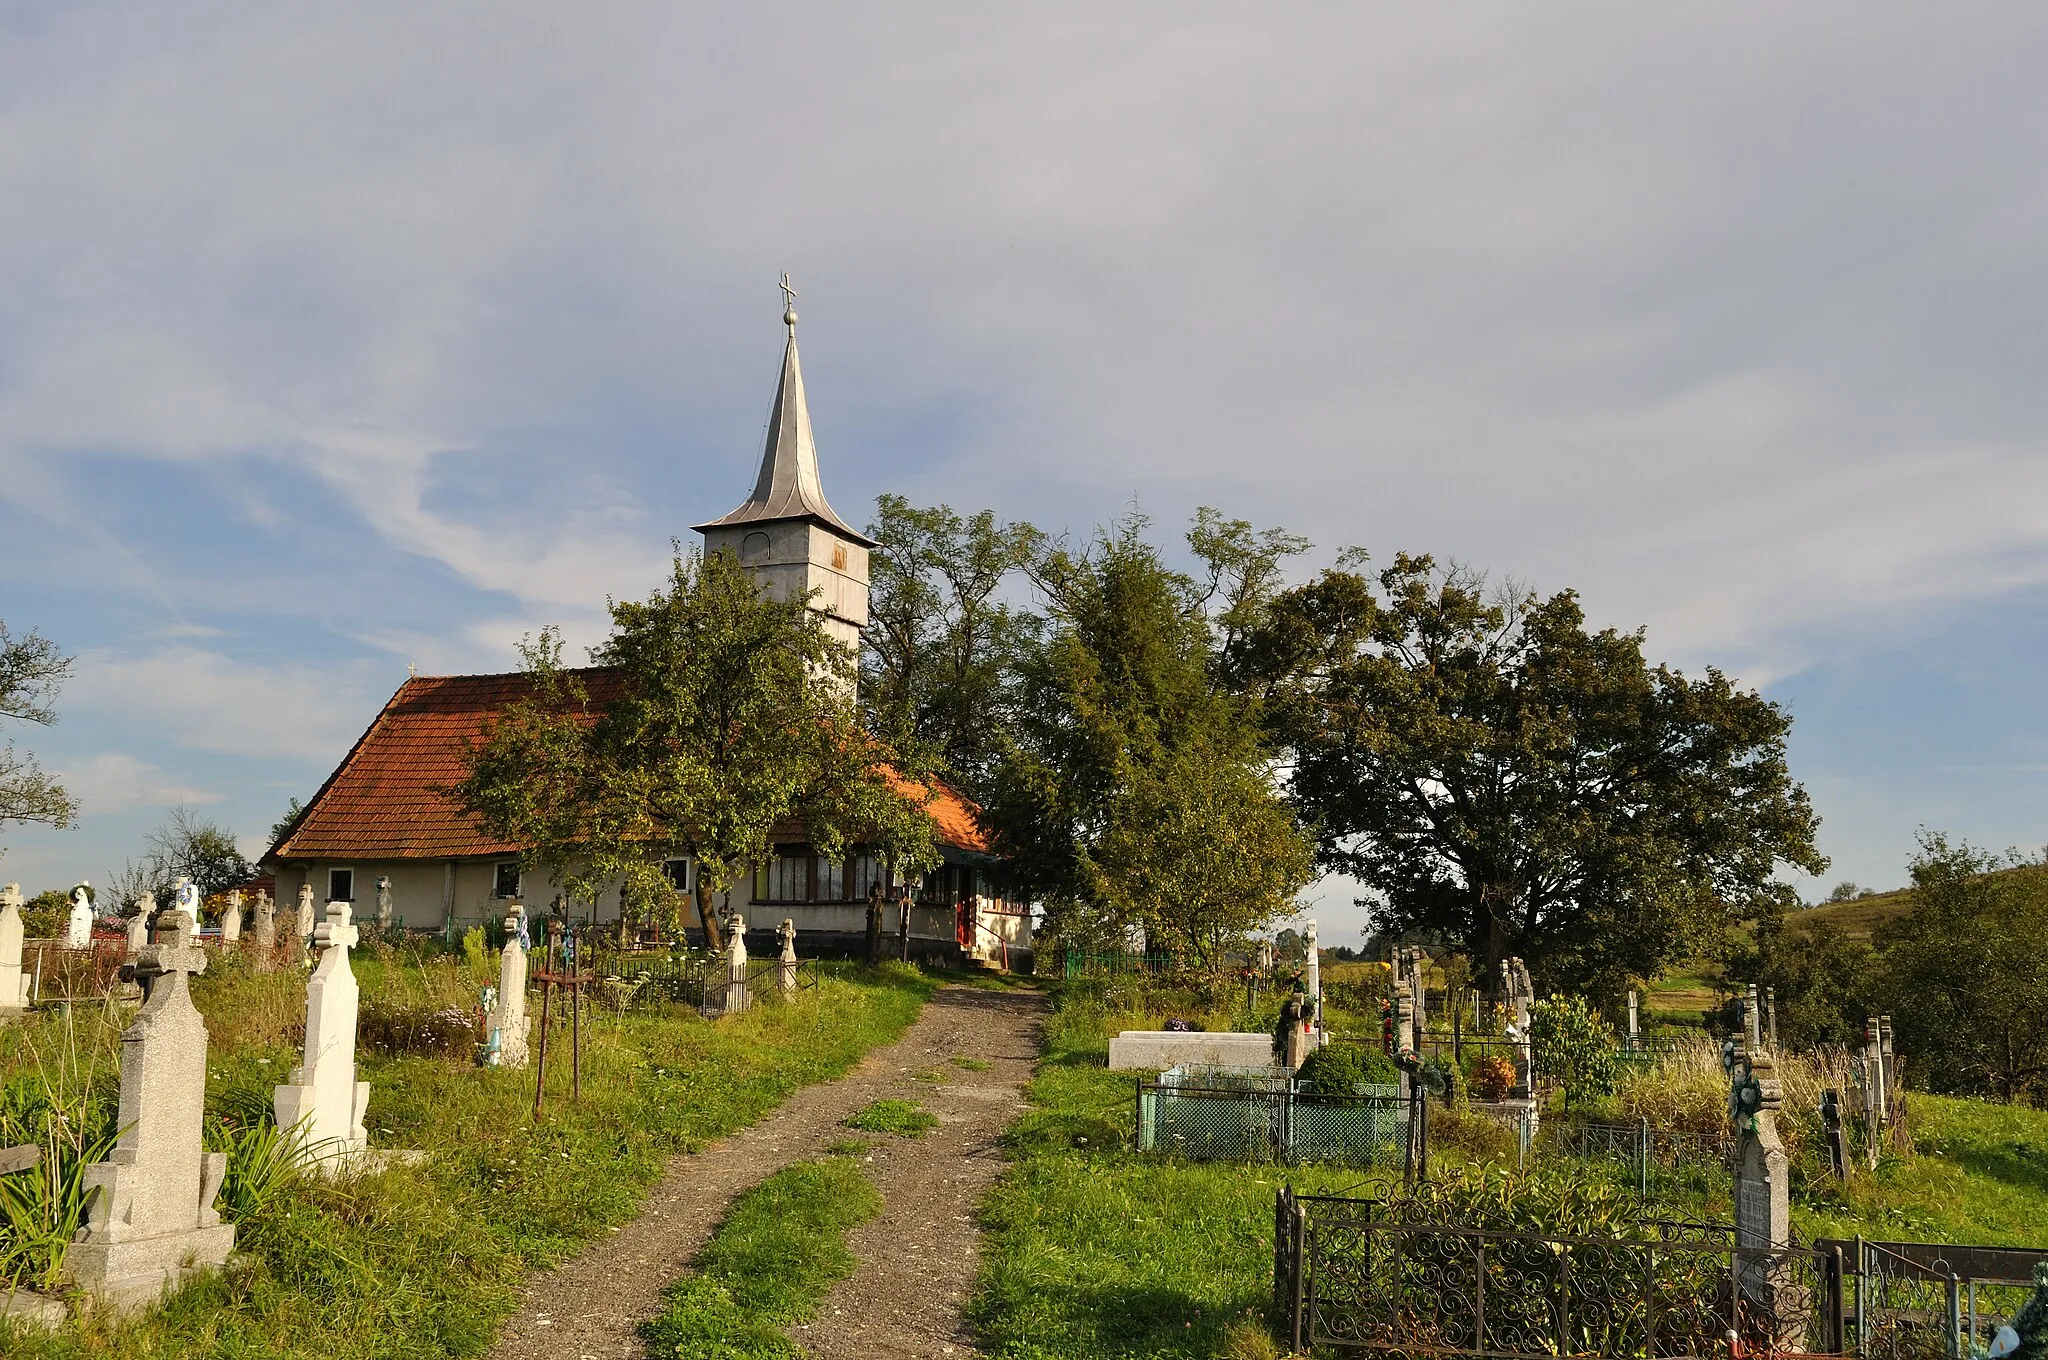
[261,295,1033,970]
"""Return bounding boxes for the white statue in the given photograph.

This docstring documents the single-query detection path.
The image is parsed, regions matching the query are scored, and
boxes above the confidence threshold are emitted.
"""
[68,881,95,949]
[172,875,201,927]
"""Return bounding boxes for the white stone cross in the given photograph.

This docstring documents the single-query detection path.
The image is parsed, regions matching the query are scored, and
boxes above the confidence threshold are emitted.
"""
[489,907,530,1068]
[220,889,243,943]
[273,901,369,1170]
[0,883,28,1012]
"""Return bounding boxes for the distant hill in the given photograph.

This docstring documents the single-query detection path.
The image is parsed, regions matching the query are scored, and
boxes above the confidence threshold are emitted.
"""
[1797,887,1914,942]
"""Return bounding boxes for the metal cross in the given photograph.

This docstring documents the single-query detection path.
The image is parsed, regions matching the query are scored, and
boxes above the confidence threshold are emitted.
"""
[779,271,797,312]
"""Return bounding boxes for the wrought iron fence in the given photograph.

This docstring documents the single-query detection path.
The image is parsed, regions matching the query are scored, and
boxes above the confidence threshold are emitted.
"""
[1137,1077,1411,1165]
[1546,1119,1736,1200]
[1275,1188,1843,1358]
[581,947,817,1016]
[1826,1237,2048,1359]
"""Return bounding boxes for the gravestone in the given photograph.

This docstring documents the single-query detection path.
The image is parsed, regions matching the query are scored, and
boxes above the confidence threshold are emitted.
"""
[375,876,393,932]
[273,901,369,1169]
[67,882,95,949]
[777,918,797,996]
[864,885,884,967]
[251,888,276,958]
[1728,1033,1805,1347]
[126,893,153,954]
[1764,985,1778,1049]
[1303,920,1320,1019]
[171,876,200,927]
[724,913,750,1014]
[0,883,29,1013]
[68,911,234,1314]
[1626,990,1640,1045]
[1744,983,1763,1051]
[295,883,316,946]
[487,907,530,1068]
[220,889,243,944]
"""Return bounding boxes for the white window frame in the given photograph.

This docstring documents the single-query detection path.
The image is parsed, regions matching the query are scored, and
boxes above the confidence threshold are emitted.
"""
[492,862,522,900]
[327,867,355,903]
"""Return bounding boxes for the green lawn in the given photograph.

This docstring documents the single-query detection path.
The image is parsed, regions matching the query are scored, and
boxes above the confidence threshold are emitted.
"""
[0,949,934,1358]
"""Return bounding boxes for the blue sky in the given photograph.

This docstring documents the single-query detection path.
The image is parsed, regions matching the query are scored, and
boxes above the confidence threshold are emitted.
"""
[4,4,2047,941]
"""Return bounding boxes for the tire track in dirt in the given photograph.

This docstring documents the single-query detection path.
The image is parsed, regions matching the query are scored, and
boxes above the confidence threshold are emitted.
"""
[487,983,1044,1360]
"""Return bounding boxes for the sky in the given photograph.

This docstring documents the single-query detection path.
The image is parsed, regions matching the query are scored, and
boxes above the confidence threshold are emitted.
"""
[4,3,2047,942]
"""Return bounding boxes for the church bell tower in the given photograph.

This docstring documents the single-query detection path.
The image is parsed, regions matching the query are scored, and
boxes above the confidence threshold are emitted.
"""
[694,277,875,655]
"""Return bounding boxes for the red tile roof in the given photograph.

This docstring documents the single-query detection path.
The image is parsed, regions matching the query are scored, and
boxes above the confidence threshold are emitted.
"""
[266,669,990,862]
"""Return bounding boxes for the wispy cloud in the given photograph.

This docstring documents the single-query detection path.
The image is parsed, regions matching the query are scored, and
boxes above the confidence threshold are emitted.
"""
[57,753,219,814]
[63,648,385,763]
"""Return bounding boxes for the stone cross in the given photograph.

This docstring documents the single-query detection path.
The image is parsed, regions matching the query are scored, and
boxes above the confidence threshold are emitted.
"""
[1627,989,1640,1045]
[273,901,370,1169]
[777,918,797,996]
[0,883,28,1012]
[296,883,316,943]
[220,888,243,943]
[1745,983,1763,1051]
[724,912,751,1014]
[68,881,95,949]
[172,876,200,926]
[252,888,276,957]
[1728,1032,1802,1346]
[375,876,393,932]
[70,910,234,1313]
[488,907,530,1068]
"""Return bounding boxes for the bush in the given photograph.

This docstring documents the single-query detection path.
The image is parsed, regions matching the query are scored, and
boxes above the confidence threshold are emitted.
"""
[1470,1054,1517,1102]
[1298,1043,1396,1094]
[1530,994,1617,1108]
[358,999,478,1059]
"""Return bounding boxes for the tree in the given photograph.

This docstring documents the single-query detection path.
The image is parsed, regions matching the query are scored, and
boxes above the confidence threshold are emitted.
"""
[1878,834,2048,1104]
[0,620,78,845]
[1238,554,1826,995]
[144,806,254,901]
[860,496,1041,801]
[269,797,307,848]
[984,513,1313,964]
[1728,911,1878,1048]
[454,547,941,955]
[1529,993,1618,1109]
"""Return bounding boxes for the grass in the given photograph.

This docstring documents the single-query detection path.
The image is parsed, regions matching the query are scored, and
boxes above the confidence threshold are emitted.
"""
[0,948,934,1358]
[973,980,2048,1360]
[1798,887,1914,942]
[952,1056,991,1072]
[843,1098,939,1138]
[640,1155,883,1359]
[969,984,1378,1360]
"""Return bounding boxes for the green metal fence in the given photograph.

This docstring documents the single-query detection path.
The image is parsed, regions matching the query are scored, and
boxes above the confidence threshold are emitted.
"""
[1137,1072,1409,1164]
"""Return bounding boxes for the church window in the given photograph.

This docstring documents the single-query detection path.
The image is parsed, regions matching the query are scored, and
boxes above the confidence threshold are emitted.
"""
[741,531,772,563]
[328,868,355,902]
[816,855,845,902]
[850,852,889,901]
[760,845,812,902]
[662,858,693,893]
[831,544,847,570]
[493,863,521,899]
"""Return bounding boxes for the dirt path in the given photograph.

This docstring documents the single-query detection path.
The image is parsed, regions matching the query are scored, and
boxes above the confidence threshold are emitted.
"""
[488,983,1044,1360]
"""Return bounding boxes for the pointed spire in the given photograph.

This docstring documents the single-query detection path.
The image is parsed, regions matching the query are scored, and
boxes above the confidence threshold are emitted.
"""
[694,275,875,545]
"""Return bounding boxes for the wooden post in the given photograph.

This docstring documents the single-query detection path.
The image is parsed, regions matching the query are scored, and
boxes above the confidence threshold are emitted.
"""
[532,974,552,1121]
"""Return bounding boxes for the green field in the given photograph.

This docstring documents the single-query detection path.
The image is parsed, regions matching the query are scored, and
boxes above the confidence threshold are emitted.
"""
[0,947,934,1358]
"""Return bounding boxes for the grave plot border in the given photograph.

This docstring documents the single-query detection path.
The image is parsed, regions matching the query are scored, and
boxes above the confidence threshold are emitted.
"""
[1274,1188,1845,1358]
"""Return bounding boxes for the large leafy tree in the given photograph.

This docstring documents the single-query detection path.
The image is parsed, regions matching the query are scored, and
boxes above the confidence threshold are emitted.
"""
[860,495,1041,801]
[986,512,1313,964]
[1878,835,2048,1104]
[454,548,941,953]
[1237,553,1825,994]
[0,620,78,846]
[143,805,254,902]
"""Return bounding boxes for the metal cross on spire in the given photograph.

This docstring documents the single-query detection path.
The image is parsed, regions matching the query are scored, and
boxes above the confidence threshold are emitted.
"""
[779,271,798,335]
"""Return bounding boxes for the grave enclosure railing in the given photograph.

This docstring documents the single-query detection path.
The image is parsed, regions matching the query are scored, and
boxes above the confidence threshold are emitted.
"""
[1275,1188,1844,1358]
[1137,1076,1414,1166]
[1546,1119,1736,1200]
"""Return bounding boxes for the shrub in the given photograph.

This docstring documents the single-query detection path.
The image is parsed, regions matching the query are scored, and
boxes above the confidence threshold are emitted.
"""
[1470,1055,1516,1102]
[1297,1043,1366,1094]
[358,1000,478,1059]
[1530,993,1617,1108]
